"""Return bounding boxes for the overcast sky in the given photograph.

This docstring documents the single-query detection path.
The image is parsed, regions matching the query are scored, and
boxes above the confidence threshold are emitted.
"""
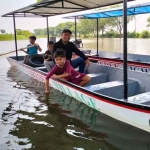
[0,0,150,33]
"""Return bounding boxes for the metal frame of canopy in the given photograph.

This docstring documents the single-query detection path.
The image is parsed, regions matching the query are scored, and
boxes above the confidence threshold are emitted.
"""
[2,0,132,61]
[2,0,129,100]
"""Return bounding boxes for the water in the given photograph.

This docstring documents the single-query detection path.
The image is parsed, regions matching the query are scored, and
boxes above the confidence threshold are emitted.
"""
[0,40,150,150]
[82,38,150,55]
[1,38,150,55]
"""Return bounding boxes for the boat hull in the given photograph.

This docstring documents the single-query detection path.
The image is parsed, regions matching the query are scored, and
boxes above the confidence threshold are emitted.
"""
[7,57,150,132]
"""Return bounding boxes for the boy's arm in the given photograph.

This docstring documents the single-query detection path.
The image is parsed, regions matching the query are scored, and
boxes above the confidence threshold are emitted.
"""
[54,60,71,79]
[36,44,42,52]
[45,65,58,79]
[45,79,50,93]
[45,65,58,93]
[55,73,69,79]
[20,49,28,54]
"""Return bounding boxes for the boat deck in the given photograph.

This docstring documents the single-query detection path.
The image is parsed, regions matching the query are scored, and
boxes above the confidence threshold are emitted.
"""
[10,55,150,107]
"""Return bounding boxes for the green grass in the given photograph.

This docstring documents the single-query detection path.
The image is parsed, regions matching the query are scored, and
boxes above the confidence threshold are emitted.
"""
[0,34,28,41]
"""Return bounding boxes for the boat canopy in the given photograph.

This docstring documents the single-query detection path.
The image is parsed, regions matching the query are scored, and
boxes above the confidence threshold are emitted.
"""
[2,0,134,18]
[64,2,150,19]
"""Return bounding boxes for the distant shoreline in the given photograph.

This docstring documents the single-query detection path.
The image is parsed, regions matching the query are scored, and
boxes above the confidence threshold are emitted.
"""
[0,35,49,41]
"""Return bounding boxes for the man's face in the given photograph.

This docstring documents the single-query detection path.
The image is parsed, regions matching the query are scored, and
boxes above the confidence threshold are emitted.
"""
[61,32,71,42]
[48,44,53,51]
[55,56,66,67]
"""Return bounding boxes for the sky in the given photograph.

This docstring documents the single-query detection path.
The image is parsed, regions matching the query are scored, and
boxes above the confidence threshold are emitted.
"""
[0,0,150,33]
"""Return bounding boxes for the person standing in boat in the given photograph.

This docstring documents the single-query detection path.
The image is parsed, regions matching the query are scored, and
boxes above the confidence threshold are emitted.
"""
[45,50,91,93]
[20,36,42,63]
[52,29,90,73]
[44,41,54,72]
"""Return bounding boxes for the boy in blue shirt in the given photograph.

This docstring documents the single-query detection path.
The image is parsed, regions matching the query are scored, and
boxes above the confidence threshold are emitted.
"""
[20,36,42,63]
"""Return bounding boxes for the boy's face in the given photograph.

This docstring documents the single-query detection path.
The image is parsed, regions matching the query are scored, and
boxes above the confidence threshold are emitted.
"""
[48,44,53,51]
[55,56,66,67]
[29,38,35,44]
[61,32,71,42]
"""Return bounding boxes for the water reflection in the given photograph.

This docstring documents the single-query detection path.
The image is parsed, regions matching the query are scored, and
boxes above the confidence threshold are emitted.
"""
[0,67,150,150]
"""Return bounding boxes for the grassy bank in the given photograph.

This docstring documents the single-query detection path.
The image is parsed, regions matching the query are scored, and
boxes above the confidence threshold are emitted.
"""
[0,34,28,41]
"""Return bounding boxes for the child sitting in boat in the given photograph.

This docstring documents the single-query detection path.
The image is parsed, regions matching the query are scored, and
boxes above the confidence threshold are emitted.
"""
[20,36,42,63]
[45,50,91,93]
[44,41,54,72]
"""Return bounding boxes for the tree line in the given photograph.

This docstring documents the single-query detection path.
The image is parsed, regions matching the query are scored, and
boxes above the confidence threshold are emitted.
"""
[33,16,150,38]
[1,16,150,40]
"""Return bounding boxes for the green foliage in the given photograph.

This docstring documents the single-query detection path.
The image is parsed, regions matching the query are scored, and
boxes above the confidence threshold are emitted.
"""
[139,30,150,38]
[127,31,139,38]
[147,17,150,27]
[16,29,33,37]
[0,34,27,41]
[0,29,33,41]
[34,22,75,37]
[103,29,120,38]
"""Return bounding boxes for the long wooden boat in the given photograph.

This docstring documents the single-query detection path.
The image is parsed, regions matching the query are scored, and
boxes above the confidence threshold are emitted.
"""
[7,56,150,132]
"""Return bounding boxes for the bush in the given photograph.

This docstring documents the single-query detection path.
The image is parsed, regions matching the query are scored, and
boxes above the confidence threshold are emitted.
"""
[139,30,150,38]
[100,29,120,38]
[127,31,139,38]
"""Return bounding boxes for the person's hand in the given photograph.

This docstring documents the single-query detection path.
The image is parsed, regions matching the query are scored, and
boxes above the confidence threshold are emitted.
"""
[52,74,58,79]
[86,59,90,67]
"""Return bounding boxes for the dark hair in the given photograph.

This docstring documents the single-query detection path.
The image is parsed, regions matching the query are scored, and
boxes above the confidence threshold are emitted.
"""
[48,41,54,45]
[29,36,36,40]
[53,50,66,58]
[62,29,72,34]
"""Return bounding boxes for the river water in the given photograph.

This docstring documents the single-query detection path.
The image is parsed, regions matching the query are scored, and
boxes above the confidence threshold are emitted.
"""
[1,38,150,55]
[0,38,150,150]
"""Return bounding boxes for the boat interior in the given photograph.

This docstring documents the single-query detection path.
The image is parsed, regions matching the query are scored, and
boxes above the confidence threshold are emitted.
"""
[82,49,150,63]
[9,55,150,107]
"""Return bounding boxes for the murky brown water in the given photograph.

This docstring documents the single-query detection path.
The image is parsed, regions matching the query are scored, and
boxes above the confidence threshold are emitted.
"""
[0,52,150,149]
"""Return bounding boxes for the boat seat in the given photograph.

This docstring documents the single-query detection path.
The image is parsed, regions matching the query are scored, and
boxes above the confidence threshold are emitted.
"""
[128,92,150,105]
[85,73,108,86]
[105,57,120,60]
[85,79,139,99]
[128,58,140,62]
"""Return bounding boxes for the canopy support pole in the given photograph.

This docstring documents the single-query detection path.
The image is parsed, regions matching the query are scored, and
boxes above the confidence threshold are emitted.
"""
[75,16,77,41]
[13,14,18,61]
[96,18,99,56]
[123,0,128,100]
[46,16,50,43]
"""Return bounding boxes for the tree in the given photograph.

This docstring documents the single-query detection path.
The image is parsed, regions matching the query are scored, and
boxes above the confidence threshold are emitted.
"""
[34,29,44,36]
[0,29,6,34]
[147,17,150,27]
[110,16,134,37]
[78,19,96,37]
[54,22,75,36]
[16,29,33,37]
[139,30,150,38]
[98,18,113,37]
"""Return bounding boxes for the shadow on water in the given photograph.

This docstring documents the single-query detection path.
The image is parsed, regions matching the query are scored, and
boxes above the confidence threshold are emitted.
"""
[0,66,150,150]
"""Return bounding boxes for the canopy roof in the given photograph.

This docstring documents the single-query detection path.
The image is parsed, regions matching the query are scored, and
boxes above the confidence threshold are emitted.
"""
[2,0,134,18]
[64,1,150,19]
